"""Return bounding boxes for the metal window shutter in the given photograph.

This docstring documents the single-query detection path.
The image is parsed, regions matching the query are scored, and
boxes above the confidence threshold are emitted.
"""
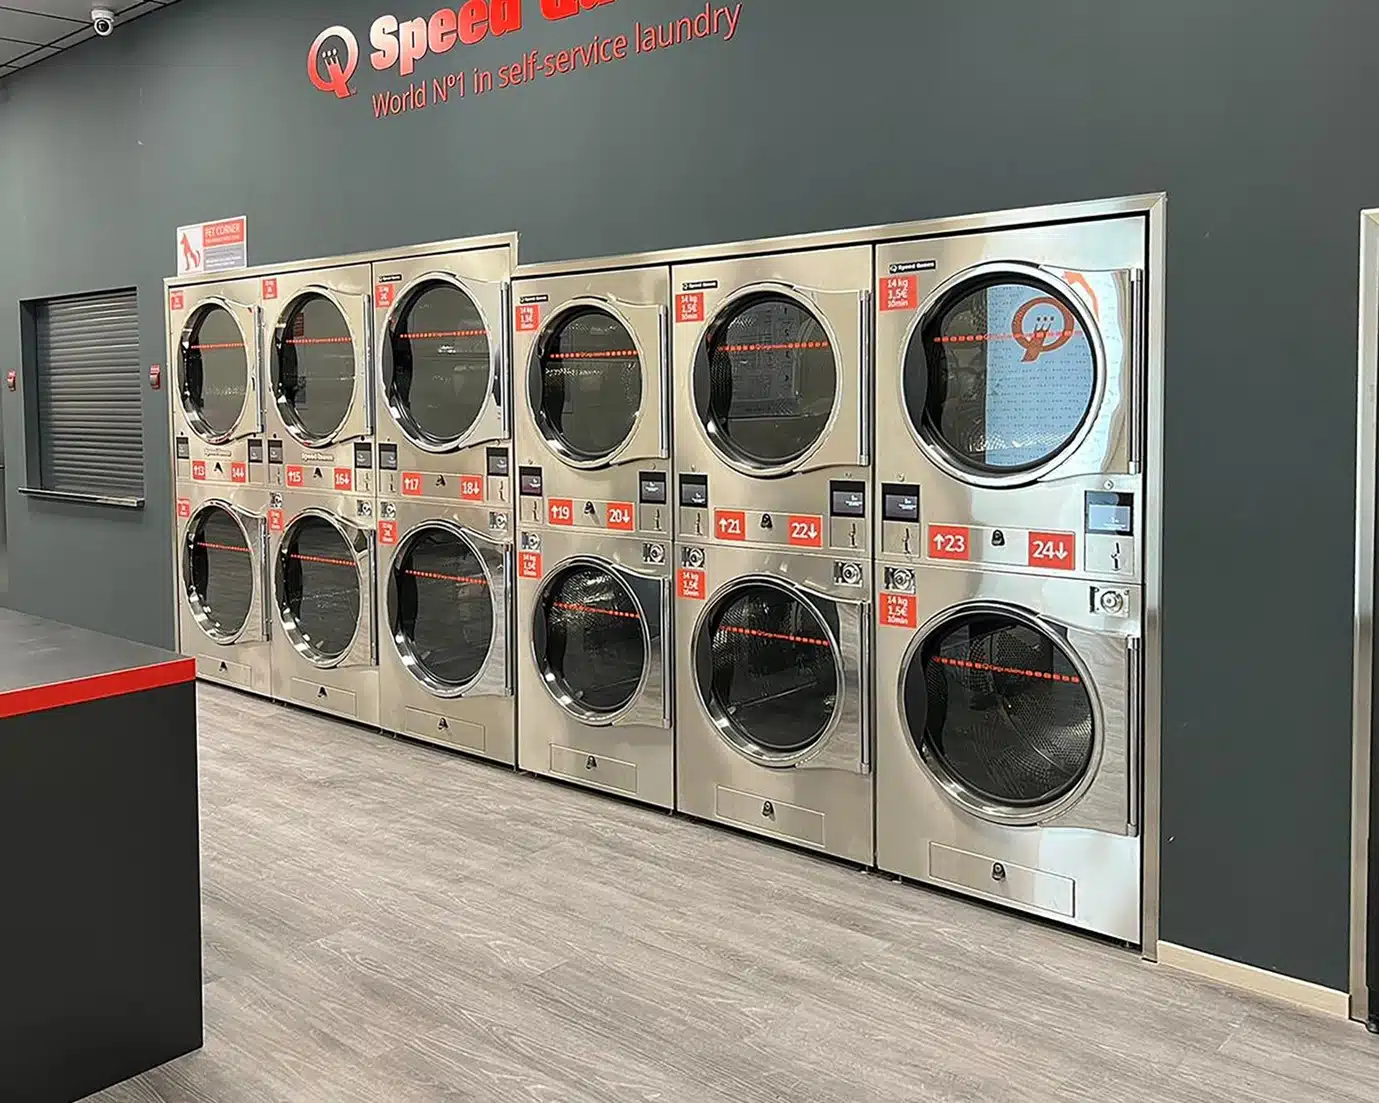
[34,290,144,498]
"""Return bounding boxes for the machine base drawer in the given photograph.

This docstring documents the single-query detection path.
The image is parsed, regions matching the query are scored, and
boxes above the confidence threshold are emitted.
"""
[715,786,825,848]
[198,656,250,688]
[550,745,638,797]
[929,842,1075,917]
[290,678,357,718]
[404,706,485,752]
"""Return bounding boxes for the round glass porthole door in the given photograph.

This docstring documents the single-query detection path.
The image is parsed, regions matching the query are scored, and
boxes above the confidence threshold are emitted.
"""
[531,306,643,465]
[184,505,254,641]
[905,273,1097,479]
[277,515,361,665]
[388,525,493,694]
[179,303,249,441]
[534,563,645,720]
[383,281,492,448]
[694,582,840,762]
[902,609,1096,823]
[692,292,837,470]
[272,293,356,444]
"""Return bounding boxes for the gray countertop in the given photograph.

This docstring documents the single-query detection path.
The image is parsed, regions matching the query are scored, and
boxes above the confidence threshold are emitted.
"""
[0,609,185,697]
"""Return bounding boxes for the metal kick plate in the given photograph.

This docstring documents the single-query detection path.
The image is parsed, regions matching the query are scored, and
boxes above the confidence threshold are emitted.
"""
[715,786,826,848]
[198,656,252,688]
[550,745,639,797]
[404,706,485,753]
[928,843,1075,918]
[289,678,358,718]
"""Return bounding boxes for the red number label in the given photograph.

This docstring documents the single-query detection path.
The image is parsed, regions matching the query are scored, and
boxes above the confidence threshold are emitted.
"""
[606,502,635,531]
[928,524,971,561]
[267,509,285,533]
[169,290,185,311]
[675,292,705,324]
[285,465,305,488]
[459,475,485,502]
[1028,531,1076,571]
[378,520,398,546]
[400,471,424,497]
[677,568,707,600]
[518,552,543,580]
[879,275,918,312]
[375,283,395,309]
[176,498,191,519]
[261,278,278,300]
[548,498,574,526]
[787,515,824,549]
[191,460,206,481]
[334,468,353,491]
[516,304,541,332]
[714,509,746,541]
[880,592,917,629]
[230,462,248,484]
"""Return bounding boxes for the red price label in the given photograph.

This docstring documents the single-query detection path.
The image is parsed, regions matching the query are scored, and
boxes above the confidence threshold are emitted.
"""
[675,292,705,324]
[880,592,918,629]
[929,524,971,562]
[606,502,635,531]
[787,514,824,549]
[169,290,185,311]
[516,303,541,332]
[459,475,485,502]
[267,509,285,533]
[375,282,396,309]
[230,462,248,485]
[378,520,398,546]
[1028,531,1076,571]
[677,568,707,600]
[334,468,354,491]
[518,552,543,580]
[191,459,206,481]
[879,275,918,312]
[285,465,305,488]
[400,471,424,497]
[261,277,278,300]
[548,498,574,526]
[176,498,191,519]
[714,509,746,541]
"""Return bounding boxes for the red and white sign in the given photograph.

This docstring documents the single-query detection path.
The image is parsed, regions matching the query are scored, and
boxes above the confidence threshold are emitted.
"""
[675,292,705,324]
[177,216,247,276]
[400,471,424,497]
[375,282,396,309]
[169,290,185,311]
[787,514,824,549]
[261,277,278,300]
[677,568,707,601]
[378,520,398,546]
[879,275,918,312]
[928,524,971,562]
[191,459,207,482]
[285,465,305,488]
[1028,531,1076,571]
[714,509,746,541]
[268,509,285,533]
[230,462,248,485]
[548,498,574,526]
[518,551,543,580]
[516,303,541,332]
[176,498,192,519]
[880,592,918,629]
[459,475,485,502]
[333,467,354,491]
[606,502,635,531]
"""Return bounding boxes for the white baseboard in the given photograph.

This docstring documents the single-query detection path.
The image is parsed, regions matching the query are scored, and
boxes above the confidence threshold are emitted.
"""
[1157,942,1350,1019]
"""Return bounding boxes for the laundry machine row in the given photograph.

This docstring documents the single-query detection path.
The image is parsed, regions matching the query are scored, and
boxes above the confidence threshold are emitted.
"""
[166,195,1162,949]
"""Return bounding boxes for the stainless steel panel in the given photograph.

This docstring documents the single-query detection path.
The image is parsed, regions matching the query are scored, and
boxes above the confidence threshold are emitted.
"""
[715,786,826,849]
[196,655,252,689]
[290,677,358,719]
[403,705,487,753]
[550,744,639,798]
[929,842,1076,918]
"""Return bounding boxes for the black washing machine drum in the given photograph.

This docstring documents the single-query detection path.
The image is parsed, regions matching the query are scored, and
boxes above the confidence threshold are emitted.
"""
[902,606,1097,823]
[179,302,250,442]
[694,581,842,764]
[276,514,362,665]
[184,504,256,642]
[387,524,495,695]
[904,269,1100,480]
[271,292,357,444]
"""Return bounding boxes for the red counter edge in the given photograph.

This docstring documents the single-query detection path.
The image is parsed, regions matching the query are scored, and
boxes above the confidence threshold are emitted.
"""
[0,658,197,719]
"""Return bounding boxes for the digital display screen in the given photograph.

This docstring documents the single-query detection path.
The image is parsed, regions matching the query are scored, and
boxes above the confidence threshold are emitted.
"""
[518,467,544,496]
[640,473,668,505]
[486,448,510,477]
[354,443,373,469]
[375,444,397,470]
[1085,491,1134,535]
[881,484,919,523]
[830,481,866,518]
[679,475,708,508]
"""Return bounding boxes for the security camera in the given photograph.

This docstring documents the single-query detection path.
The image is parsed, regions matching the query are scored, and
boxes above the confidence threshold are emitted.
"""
[91,8,115,37]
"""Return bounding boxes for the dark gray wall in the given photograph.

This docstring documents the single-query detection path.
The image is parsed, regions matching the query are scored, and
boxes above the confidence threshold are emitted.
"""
[0,0,1368,989]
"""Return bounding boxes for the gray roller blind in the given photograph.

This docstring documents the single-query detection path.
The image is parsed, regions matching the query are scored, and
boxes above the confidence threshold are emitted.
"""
[34,289,144,497]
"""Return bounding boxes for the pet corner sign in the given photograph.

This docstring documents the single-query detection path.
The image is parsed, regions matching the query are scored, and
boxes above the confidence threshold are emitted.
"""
[177,217,248,276]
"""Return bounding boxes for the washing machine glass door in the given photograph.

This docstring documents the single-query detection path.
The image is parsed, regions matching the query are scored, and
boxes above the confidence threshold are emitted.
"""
[531,306,644,466]
[903,608,1098,825]
[383,280,494,449]
[388,524,496,696]
[693,292,837,472]
[277,514,363,665]
[273,293,357,444]
[906,268,1099,481]
[179,302,254,442]
[185,504,260,642]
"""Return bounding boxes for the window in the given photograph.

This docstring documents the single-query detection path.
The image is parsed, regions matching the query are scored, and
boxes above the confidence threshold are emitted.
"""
[24,288,144,502]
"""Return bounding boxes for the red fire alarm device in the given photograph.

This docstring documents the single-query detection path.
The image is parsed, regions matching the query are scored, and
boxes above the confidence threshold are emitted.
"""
[5,370,15,391]
[149,363,162,390]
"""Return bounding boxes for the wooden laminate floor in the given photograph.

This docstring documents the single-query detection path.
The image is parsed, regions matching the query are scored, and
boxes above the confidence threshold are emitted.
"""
[89,683,1379,1102]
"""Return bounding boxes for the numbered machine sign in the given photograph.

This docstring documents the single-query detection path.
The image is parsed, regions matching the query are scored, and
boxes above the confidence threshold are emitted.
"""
[928,524,971,562]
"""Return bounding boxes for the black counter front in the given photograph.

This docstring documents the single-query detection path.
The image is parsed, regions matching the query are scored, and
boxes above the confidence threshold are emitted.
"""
[0,610,202,1103]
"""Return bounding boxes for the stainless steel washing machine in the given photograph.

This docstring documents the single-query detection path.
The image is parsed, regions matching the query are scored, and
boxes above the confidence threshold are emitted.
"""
[376,494,514,762]
[175,481,271,695]
[268,486,379,724]
[875,562,1141,941]
[673,244,872,558]
[875,216,1144,581]
[674,540,872,862]
[169,274,266,489]
[374,236,516,512]
[516,526,673,808]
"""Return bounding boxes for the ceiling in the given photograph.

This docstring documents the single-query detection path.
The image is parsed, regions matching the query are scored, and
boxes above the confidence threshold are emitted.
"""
[0,1,179,77]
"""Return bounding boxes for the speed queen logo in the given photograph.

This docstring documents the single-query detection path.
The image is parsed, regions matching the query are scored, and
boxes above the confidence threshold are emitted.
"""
[308,26,360,99]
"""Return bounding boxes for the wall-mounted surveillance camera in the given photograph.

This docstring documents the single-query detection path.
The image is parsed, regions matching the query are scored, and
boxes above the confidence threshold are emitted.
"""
[91,8,115,37]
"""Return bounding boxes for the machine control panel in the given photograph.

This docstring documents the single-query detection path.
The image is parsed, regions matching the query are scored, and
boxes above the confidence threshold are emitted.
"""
[177,434,265,487]
[518,465,666,536]
[677,475,868,553]
[369,443,509,506]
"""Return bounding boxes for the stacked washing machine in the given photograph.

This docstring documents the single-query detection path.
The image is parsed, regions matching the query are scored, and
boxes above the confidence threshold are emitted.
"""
[170,275,273,696]
[373,236,518,763]
[672,241,875,863]
[512,261,676,808]
[872,215,1147,940]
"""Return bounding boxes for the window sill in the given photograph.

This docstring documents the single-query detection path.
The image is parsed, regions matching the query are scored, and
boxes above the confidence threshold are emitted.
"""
[19,487,145,510]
